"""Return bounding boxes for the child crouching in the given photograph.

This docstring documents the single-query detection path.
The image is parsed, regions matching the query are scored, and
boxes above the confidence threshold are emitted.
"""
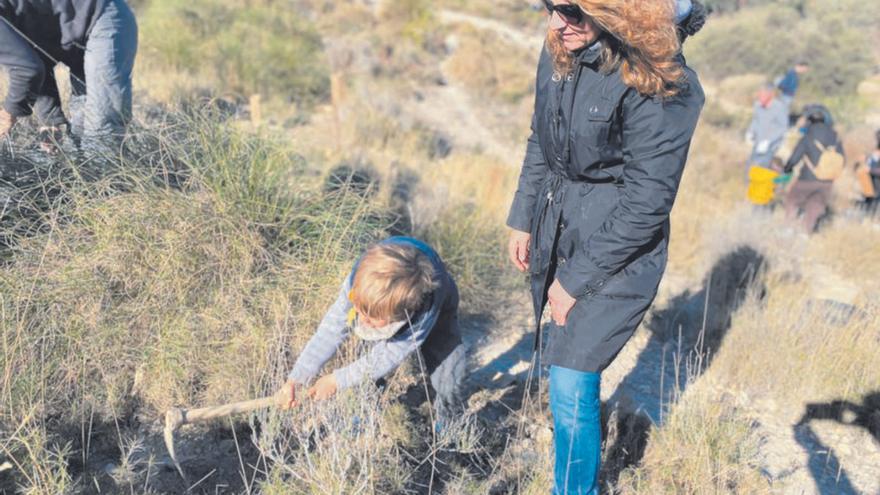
[277,237,466,421]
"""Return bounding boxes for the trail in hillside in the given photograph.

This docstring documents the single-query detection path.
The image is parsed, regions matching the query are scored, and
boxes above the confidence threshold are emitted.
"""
[400,9,544,163]
[408,80,516,162]
[438,9,544,53]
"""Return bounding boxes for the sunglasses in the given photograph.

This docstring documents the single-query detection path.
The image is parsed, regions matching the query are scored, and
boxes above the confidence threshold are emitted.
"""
[542,0,585,24]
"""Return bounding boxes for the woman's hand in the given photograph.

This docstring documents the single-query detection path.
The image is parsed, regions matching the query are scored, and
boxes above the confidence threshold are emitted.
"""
[307,374,338,401]
[508,229,531,272]
[275,378,298,410]
[548,278,577,325]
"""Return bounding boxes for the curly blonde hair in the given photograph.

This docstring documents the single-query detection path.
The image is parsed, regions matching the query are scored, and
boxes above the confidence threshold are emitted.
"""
[350,243,437,321]
[547,0,684,97]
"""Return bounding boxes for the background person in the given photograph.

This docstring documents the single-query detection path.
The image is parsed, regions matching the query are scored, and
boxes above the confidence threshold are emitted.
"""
[746,83,791,171]
[783,108,845,233]
[0,0,138,150]
[506,0,704,492]
[776,61,810,105]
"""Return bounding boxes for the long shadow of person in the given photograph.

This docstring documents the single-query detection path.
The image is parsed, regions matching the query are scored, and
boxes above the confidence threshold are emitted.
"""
[793,391,880,494]
[601,246,768,488]
[468,330,540,424]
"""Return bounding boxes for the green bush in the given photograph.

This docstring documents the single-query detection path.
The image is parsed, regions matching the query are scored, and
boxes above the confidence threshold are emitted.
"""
[377,0,436,45]
[139,0,330,104]
[701,0,788,14]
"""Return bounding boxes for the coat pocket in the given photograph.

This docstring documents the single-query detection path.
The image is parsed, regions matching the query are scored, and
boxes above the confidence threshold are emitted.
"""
[578,99,616,145]
[570,97,621,176]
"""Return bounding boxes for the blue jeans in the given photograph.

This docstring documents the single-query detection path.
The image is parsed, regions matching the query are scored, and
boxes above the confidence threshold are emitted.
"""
[70,0,138,143]
[549,366,601,495]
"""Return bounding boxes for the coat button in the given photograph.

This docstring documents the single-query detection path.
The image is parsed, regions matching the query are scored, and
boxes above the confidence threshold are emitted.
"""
[559,257,567,264]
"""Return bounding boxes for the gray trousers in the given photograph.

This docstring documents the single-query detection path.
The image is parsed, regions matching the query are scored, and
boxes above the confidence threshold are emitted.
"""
[69,0,138,142]
[416,311,467,422]
[423,342,467,421]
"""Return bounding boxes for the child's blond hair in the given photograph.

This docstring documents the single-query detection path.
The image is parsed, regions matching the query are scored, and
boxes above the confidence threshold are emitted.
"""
[350,243,438,321]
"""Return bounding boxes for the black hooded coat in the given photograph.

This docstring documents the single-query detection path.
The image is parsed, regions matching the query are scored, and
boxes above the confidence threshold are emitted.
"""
[506,43,704,373]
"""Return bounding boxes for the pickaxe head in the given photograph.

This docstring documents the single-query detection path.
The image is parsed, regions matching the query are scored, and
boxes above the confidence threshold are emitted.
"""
[163,407,188,482]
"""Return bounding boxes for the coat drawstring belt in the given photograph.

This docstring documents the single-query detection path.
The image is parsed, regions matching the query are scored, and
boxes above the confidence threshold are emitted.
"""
[529,172,566,276]
[530,171,567,358]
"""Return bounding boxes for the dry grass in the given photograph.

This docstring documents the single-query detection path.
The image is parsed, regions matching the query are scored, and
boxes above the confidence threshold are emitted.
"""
[136,0,329,108]
[0,109,391,491]
[621,112,880,493]
[617,382,767,494]
[2,0,879,493]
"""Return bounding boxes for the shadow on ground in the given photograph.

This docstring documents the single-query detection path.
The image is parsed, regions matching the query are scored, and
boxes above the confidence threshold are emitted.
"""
[793,391,880,494]
[601,245,768,489]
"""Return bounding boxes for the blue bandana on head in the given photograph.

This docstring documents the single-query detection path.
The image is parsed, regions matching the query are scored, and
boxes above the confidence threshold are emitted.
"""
[674,0,693,23]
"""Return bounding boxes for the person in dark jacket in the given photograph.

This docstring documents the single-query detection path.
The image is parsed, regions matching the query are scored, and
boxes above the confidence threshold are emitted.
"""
[506,1,704,492]
[776,61,810,104]
[783,108,845,233]
[0,0,137,150]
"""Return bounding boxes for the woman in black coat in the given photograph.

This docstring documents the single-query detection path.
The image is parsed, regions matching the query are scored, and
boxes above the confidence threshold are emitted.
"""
[505,1,705,492]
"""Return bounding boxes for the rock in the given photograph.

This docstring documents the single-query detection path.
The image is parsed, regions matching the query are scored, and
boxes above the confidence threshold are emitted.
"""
[425,131,453,159]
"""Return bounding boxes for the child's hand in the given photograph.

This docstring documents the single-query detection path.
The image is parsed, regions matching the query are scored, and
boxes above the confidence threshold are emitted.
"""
[307,374,338,401]
[275,378,298,410]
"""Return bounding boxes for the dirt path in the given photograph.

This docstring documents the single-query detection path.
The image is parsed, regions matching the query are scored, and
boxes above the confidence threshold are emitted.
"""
[438,9,544,53]
[399,8,543,162]
[408,79,516,162]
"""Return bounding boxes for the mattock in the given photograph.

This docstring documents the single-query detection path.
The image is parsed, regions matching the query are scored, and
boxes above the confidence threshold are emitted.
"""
[163,394,280,483]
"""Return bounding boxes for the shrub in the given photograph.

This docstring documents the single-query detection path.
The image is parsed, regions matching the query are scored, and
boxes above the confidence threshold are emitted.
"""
[0,107,387,490]
[617,387,766,494]
[138,0,330,105]
[377,0,436,45]
[686,4,874,104]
